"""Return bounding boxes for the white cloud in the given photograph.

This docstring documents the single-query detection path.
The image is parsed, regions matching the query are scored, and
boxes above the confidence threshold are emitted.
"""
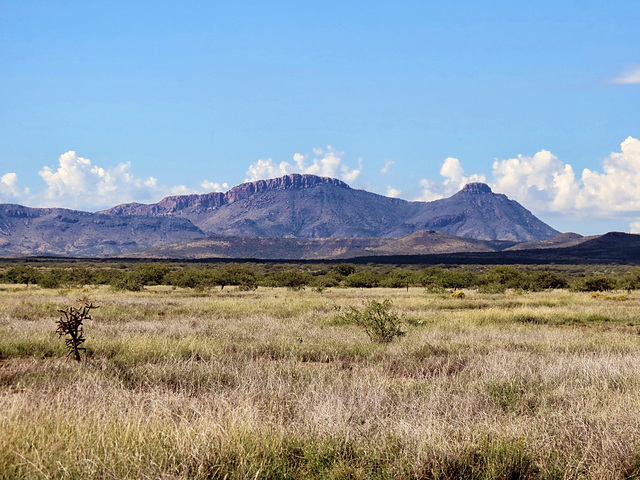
[245,158,291,182]
[245,146,361,183]
[385,186,401,198]
[610,64,640,85]
[381,160,395,175]
[490,137,640,218]
[37,151,167,209]
[416,157,486,201]
[414,136,640,231]
[0,151,229,210]
[201,180,229,192]
[0,172,29,200]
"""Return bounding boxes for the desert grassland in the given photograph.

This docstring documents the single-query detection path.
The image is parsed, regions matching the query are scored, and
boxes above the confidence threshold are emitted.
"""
[1,285,640,479]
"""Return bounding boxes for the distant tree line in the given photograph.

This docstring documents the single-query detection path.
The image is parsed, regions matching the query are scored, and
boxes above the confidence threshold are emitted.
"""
[2,262,640,293]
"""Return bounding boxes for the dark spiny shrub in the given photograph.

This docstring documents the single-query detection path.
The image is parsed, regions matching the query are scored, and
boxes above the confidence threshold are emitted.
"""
[56,303,98,362]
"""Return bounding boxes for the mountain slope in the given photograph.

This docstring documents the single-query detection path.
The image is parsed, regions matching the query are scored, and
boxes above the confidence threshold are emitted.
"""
[395,183,560,241]
[505,232,593,251]
[104,174,560,242]
[122,230,505,260]
[0,204,204,257]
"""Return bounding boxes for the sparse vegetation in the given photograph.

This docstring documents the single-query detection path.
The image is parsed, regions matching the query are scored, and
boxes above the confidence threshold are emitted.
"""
[2,279,640,478]
[3,260,640,294]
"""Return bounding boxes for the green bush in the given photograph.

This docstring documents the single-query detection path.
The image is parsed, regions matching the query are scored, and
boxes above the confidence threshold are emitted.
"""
[266,270,312,290]
[130,263,170,286]
[481,266,526,289]
[378,270,415,288]
[343,271,381,288]
[574,275,617,292]
[2,266,39,286]
[110,275,145,291]
[217,265,259,290]
[340,299,405,343]
[38,270,63,289]
[164,269,218,289]
[331,263,357,277]
[524,270,568,290]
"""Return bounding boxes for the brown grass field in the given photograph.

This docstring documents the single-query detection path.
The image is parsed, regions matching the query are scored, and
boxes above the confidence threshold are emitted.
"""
[1,284,640,479]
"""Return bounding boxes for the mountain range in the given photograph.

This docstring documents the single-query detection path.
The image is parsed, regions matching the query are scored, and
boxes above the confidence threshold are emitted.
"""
[101,174,559,241]
[1,173,633,262]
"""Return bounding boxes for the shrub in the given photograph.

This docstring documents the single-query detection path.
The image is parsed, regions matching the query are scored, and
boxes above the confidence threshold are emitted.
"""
[312,276,340,289]
[343,271,381,288]
[38,270,64,289]
[481,266,526,289]
[439,270,477,289]
[164,269,218,289]
[56,303,97,362]
[3,266,39,286]
[217,265,259,290]
[266,270,312,290]
[524,270,568,290]
[379,270,415,288]
[130,263,170,286]
[331,263,357,277]
[340,299,405,343]
[575,275,617,292]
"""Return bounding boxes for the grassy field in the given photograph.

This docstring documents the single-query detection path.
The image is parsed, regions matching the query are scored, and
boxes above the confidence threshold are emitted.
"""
[1,284,640,479]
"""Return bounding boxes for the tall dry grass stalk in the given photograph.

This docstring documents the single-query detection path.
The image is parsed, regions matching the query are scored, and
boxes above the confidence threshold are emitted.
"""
[1,285,640,478]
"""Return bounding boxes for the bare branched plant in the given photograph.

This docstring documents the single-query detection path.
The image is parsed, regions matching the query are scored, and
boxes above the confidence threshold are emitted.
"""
[56,303,98,362]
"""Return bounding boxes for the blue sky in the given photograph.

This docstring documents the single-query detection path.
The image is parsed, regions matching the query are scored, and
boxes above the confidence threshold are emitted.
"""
[1,1,639,235]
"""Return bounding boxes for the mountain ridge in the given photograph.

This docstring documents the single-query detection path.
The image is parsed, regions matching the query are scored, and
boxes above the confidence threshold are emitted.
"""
[104,174,350,216]
[102,174,559,242]
[0,174,562,258]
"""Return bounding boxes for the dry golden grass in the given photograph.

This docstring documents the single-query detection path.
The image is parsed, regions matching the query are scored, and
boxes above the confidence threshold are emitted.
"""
[1,285,640,478]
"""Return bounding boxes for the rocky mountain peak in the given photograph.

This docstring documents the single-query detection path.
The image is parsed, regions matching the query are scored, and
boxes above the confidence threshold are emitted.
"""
[461,183,492,194]
[224,174,350,204]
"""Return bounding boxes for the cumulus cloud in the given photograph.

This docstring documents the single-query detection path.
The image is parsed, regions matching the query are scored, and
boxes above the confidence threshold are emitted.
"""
[0,151,229,210]
[0,172,29,200]
[416,157,486,201]
[245,146,362,183]
[414,136,640,231]
[610,64,640,85]
[490,136,640,217]
[201,180,229,192]
[385,186,401,198]
[36,151,168,209]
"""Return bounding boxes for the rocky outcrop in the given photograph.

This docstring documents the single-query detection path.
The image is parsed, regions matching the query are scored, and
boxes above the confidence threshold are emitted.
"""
[460,182,492,194]
[103,174,349,216]
[224,174,349,204]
